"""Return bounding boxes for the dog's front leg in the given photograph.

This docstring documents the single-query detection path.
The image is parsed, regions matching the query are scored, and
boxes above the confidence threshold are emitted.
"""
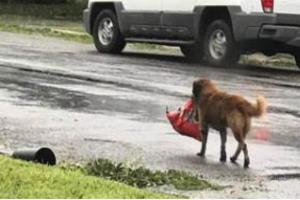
[220,129,227,162]
[197,124,209,157]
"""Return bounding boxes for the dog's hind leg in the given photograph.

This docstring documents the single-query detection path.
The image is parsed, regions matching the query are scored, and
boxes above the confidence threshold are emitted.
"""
[242,117,251,168]
[243,143,250,168]
[228,112,250,167]
[230,142,243,163]
[197,124,209,157]
[220,129,227,162]
[230,140,250,168]
[230,127,244,164]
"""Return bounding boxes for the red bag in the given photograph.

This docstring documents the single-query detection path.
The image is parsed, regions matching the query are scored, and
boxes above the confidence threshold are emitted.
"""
[166,99,202,141]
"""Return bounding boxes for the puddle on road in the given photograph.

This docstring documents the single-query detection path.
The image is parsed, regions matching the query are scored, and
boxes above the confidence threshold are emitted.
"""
[269,105,300,118]
[266,173,300,180]
[0,73,165,123]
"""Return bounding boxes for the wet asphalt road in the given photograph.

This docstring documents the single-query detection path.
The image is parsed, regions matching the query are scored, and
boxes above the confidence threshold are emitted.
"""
[0,32,300,198]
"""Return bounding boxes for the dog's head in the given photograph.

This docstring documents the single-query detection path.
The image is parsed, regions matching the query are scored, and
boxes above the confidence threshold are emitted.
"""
[192,79,217,99]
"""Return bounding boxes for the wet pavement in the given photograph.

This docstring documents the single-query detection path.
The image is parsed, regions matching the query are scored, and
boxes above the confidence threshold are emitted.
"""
[0,32,300,198]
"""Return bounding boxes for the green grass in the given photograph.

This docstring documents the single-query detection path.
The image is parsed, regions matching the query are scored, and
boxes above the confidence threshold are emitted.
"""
[0,3,86,20]
[0,15,92,43]
[240,53,297,69]
[85,158,221,191]
[0,155,175,198]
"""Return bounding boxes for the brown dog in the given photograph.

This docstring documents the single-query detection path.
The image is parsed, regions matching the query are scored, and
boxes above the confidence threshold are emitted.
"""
[192,79,267,168]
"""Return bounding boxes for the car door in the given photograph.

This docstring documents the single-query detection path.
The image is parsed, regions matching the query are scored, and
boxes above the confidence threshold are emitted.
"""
[162,0,196,39]
[120,0,163,38]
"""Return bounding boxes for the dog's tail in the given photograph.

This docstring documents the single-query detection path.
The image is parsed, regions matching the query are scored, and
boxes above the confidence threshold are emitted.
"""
[247,96,267,117]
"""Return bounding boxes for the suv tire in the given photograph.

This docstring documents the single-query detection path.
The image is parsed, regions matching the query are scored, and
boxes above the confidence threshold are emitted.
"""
[180,44,203,62]
[204,20,239,67]
[93,9,126,54]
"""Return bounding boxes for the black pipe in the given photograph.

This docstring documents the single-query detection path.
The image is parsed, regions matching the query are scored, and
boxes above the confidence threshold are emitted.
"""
[12,147,56,166]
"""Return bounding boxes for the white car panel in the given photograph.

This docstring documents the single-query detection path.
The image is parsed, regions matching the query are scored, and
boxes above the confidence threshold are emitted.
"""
[274,0,300,14]
[162,0,196,12]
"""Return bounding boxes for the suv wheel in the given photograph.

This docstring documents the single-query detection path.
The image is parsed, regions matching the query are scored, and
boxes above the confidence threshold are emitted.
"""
[93,9,125,54]
[295,52,300,69]
[180,44,203,62]
[204,20,239,67]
